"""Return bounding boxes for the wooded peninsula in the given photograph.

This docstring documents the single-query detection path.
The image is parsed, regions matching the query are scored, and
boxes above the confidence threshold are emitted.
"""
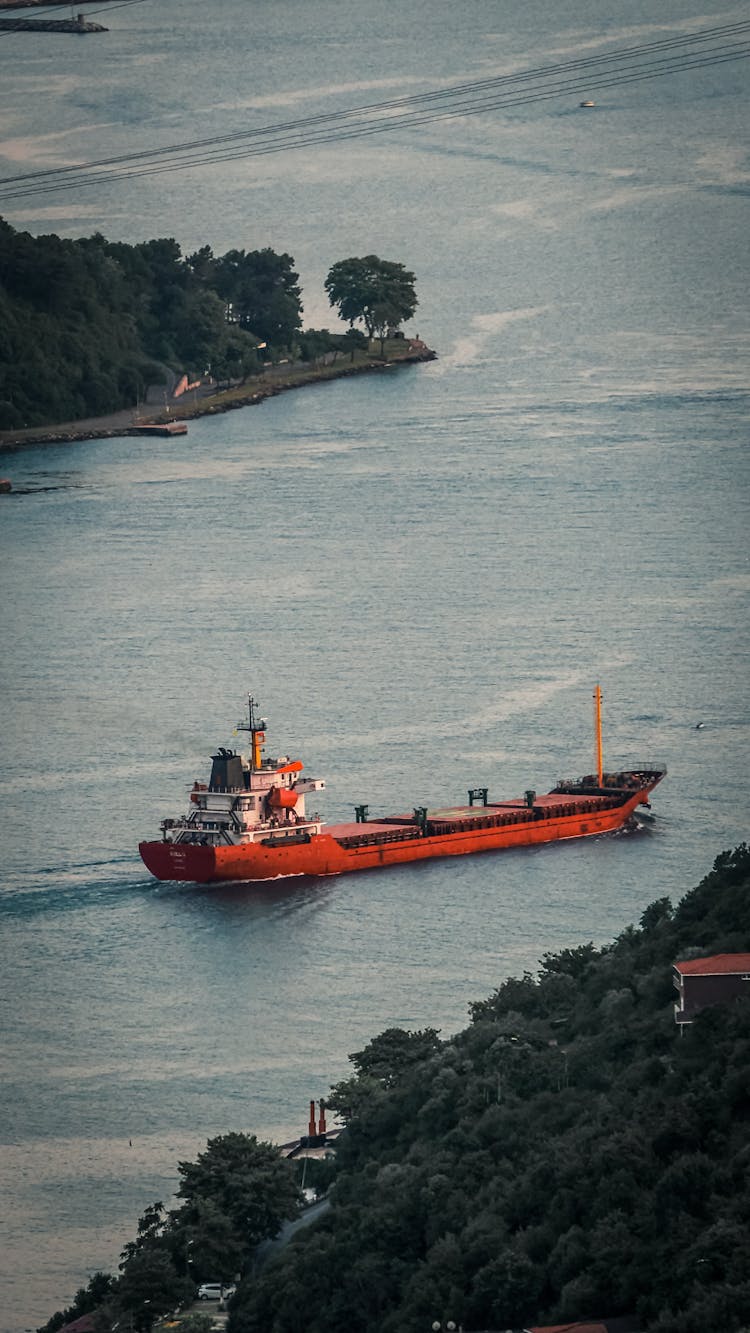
[40,844,750,1333]
[0,219,424,435]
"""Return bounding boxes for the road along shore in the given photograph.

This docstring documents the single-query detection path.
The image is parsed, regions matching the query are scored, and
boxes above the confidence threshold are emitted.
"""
[0,345,436,453]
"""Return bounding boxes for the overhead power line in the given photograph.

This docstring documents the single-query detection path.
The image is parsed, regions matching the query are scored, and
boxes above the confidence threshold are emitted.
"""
[4,19,749,180]
[0,21,748,201]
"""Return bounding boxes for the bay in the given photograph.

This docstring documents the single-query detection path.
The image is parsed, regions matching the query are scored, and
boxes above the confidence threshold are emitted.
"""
[0,0,748,1327]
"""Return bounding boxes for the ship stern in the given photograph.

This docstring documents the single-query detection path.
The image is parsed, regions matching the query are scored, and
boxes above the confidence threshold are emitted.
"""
[139,840,218,883]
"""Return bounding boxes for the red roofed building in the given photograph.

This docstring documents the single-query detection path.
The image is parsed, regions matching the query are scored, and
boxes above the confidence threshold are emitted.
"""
[524,1324,609,1332]
[58,1316,99,1333]
[524,1320,642,1333]
[673,953,750,1027]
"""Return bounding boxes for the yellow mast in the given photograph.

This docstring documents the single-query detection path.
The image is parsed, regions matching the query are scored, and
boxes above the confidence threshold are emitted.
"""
[252,728,264,772]
[593,684,604,787]
[240,695,266,771]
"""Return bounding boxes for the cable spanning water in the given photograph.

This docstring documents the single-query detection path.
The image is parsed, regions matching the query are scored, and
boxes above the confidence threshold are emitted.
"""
[1,21,749,198]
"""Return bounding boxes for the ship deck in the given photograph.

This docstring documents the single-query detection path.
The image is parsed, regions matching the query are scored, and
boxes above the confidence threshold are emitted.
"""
[388,791,623,823]
[429,792,614,817]
[328,791,629,849]
[326,820,422,840]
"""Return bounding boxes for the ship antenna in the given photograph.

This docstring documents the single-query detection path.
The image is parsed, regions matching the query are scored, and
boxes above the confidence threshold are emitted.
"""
[594,684,604,788]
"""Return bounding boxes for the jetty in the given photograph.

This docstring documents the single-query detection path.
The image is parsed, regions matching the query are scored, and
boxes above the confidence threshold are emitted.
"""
[280,1101,342,1160]
[132,421,188,437]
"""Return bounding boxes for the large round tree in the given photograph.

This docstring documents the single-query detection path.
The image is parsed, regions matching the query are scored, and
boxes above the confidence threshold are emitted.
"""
[175,1132,301,1258]
[324,255,418,346]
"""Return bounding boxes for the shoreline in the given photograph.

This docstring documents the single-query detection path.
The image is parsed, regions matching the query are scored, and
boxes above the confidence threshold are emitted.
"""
[0,16,108,30]
[0,345,436,453]
[0,0,119,7]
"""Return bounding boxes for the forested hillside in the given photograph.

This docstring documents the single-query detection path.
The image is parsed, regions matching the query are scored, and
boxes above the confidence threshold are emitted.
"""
[230,845,750,1333]
[0,223,421,431]
[0,221,305,428]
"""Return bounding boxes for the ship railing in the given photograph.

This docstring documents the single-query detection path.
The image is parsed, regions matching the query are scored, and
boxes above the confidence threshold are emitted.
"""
[555,760,667,788]
[161,815,193,831]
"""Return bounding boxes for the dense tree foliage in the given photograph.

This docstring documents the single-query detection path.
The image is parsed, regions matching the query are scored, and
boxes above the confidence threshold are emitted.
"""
[37,1135,301,1333]
[0,220,273,428]
[0,220,286,427]
[3,223,404,430]
[228,845,750,1333]
[324,255,418,346]
[210,248,302,347]
[0,221,422,430]
[172,1132,302,1280]
[41,850,750,1333]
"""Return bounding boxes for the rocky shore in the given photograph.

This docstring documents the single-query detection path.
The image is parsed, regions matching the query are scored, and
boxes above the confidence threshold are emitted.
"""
[0,344,436,453]
[0,0,117,7]
[0,16,107,30]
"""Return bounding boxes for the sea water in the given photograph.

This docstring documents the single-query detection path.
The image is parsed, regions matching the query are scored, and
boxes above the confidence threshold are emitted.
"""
[0,0,748,1327]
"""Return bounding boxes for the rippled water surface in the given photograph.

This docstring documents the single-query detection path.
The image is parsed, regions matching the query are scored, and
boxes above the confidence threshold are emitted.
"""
[1,1,748,1327]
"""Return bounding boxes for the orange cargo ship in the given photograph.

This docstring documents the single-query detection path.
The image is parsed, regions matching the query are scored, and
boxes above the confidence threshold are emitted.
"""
[139,689,665,885]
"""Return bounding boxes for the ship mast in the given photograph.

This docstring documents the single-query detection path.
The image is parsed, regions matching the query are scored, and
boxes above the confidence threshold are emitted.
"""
[593,684,604,787]
[237,695,266,772]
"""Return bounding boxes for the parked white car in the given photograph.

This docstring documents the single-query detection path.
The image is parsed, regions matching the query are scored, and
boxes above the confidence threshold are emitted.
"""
[197,1281,235,1301]
[197,1282,222,1300]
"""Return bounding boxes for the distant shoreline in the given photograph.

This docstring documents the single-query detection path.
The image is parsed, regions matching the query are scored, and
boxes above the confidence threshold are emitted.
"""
[0,16,107,30]
[0,0,119,8]
[0,344,437,454]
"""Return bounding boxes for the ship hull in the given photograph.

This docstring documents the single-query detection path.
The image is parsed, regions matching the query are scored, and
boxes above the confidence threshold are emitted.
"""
[139,786,650,885]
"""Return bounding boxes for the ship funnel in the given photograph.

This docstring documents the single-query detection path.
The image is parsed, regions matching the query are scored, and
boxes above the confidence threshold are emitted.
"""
[308,1100,316,1137]
[318,1099,327,1135]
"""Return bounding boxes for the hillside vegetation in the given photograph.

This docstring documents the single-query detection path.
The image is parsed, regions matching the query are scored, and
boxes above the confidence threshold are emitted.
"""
[37,847,750,1333]
[0,221,418,429]
[230,845,750,1333]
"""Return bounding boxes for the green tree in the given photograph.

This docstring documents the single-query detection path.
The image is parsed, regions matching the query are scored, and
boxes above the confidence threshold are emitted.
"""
[467,1246,542,1327]
[0,221,305,427]
[641,896,674,931]
[42,847,750,1333]
[173,1194,247,1283]
[120,1201,172,1265]
[176,1132,301,1250]
[212,248,302,348]
[340,327,369,362]
[349,1027,441,1086]
[227,847,750,1333]
[328,1027,441,1126]
[116,1248,191,1332]
[324,255,418,348]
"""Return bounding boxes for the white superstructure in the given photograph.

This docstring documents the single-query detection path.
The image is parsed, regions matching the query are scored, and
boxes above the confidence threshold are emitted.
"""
[161,698,325,848]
